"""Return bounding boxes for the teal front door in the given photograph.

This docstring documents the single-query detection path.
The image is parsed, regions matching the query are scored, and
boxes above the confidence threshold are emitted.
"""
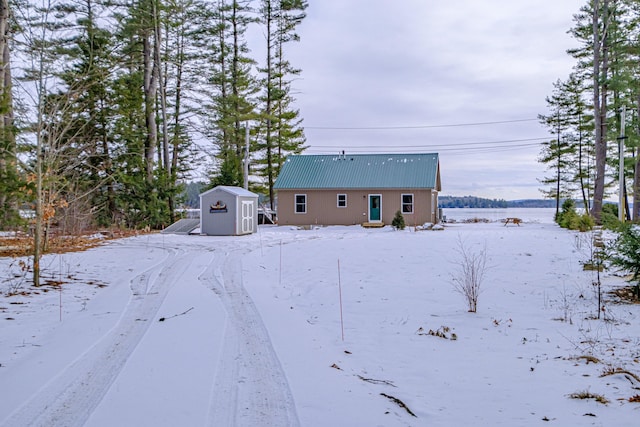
[369,195,381,222]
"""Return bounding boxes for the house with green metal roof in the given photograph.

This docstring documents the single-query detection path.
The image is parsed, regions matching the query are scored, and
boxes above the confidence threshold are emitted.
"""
[273,153,441,226]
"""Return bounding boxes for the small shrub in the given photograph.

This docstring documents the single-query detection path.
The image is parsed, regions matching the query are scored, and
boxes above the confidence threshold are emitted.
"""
[450,237,488,313]
[600,366,640,382]
[391,210,405,230]
[608,224,640,299]
[556,199,577,228]
[575,214,594,232]
[416,325,457,340]
[576,355,601,364]
[569,390,609,405]
[601,204,621,230]
[557,200,594,231]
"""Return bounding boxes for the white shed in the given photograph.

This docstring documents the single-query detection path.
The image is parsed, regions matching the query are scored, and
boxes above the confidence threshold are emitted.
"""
[199,186,258,236]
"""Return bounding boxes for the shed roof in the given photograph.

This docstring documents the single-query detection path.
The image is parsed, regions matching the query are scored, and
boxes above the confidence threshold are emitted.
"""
[273,153,440,189]
[199,185,259,198]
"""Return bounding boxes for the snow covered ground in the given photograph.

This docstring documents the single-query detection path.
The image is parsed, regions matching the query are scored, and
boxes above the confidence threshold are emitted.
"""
[1,219,639,426]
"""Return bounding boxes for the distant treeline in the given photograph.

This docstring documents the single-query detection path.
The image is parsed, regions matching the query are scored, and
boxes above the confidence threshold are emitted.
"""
[184,188,567,210]
[183,190,561,210]
[439,196,508,208]
[506,199,558,208]
[439,196,561,208]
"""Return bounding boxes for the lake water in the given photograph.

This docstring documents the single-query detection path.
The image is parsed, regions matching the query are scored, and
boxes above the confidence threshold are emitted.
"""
[442,208,556,224]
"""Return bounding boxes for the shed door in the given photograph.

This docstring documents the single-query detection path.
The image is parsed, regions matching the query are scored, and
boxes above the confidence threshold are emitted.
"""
[241,201,254,234]
[368,194,382,222]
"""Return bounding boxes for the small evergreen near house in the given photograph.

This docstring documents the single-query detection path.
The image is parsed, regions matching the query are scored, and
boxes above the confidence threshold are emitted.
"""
[392,210,406,230]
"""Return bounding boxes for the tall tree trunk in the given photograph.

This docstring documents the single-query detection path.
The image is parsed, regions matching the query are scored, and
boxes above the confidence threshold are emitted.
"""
[151,0,173,220]
[171,28,183,176]
[635,92,640,221]
[0,0,6,189]
[555,112,561,217]
[591,0,608,223]
[143,33,157,184]
[168,39,182,222]
[232,0,242,183]
[34,148,42,287]
[216,1,231,177]
[265,0,274,208]
[153,0,170,175]
[578,113,589,211]
[0,0,14,221]
[101,97,116,220]
[634,146,640,221]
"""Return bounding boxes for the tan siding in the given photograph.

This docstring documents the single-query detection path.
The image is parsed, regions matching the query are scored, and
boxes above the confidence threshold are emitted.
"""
[277,189,437,226]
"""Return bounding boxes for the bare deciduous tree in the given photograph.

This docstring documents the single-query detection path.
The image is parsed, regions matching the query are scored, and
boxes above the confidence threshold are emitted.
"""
[450,237,489,313]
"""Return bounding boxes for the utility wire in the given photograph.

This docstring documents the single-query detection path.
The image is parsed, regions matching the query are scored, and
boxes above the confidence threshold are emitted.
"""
[305,118,539,130]
[305,142,542,155]
[305,144,538,154]
[308,137,549,149]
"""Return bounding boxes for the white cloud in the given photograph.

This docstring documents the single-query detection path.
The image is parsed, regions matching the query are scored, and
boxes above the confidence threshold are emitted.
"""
[279,0,585,199]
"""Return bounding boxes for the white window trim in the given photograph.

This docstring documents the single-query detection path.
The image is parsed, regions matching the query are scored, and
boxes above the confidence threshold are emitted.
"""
[401,193,414,214]
[337,193,347,208]
[294,193,307,214]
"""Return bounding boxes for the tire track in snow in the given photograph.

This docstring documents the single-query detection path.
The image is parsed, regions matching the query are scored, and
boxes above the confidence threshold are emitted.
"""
[0,245,194,427]
[200,250,300,427]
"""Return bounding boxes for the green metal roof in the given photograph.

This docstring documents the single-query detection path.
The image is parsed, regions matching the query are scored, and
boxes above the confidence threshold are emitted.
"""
[274,153,439,189]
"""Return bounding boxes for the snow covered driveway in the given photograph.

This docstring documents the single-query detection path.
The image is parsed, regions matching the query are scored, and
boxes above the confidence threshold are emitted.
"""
[0,234,299,426]
[2,223,640,426]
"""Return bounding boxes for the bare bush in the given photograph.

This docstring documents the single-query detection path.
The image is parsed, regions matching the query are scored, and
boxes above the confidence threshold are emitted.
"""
[450,237,488,312]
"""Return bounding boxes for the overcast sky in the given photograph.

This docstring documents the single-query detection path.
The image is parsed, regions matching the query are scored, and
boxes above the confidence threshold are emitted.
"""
[281,0,586,200]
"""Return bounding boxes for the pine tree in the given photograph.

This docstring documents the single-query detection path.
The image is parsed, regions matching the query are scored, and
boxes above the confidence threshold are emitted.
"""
[0,0,19,229]
[565,0,630,223]
[109,0,181,228]
[203,0,257,189]
[538,77,587,217]
[50,0,117,230]
[255,0,307,208]
[162,0,202,219]
[591,0,609,223]
[392,210,405,230]
[619,0,640,221]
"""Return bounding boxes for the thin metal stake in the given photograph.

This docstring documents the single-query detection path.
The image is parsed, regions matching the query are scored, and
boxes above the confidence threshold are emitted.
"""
[279,240,283,287]
[338,259,344,341]
[59,255,62,322]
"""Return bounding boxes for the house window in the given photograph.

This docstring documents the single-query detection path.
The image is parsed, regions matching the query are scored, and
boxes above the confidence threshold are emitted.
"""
[337,194,347,208]
[295,194,307,214]
[402,194,414,214]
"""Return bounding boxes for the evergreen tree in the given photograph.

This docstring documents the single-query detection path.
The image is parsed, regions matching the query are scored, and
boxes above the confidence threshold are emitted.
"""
[204,0,257,189]
[619,0,640,221]
[392,210,405,230]
[590,0,610,224]
[538,78,583,217]
[0,0,309,232]
[109,0,180,228]
[609,223,640,298]
[0,0,20,229]
[565,0,632,223]
[162,0,202,220]
[51,0,117,229]
[255,0,307,208]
